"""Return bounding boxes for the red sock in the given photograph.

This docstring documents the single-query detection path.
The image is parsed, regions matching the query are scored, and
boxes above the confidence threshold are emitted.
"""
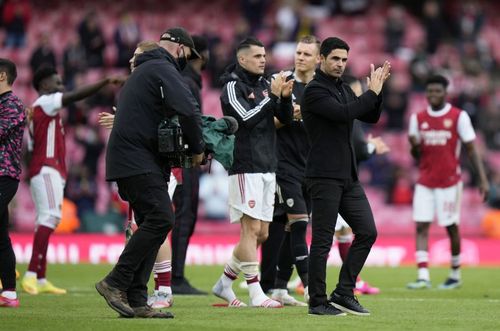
[338,241,352,262]
[153,260,171,290]
[27,225,54,279]
[155,271,172,289]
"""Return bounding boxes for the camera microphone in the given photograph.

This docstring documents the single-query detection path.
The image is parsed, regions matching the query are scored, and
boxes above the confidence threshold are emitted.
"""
[221,116,239,134]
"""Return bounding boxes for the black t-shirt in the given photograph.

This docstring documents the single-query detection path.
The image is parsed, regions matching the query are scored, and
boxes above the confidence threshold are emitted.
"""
[276,72,309,179]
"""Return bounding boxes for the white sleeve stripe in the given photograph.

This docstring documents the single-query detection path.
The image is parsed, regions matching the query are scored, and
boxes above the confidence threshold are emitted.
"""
[46,119,55,158]
[227,81,270,121]
[228,81,269,120]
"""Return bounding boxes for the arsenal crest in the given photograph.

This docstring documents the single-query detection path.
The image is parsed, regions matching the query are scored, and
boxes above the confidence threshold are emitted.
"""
[248,200,256,208]
[443,119,453,128]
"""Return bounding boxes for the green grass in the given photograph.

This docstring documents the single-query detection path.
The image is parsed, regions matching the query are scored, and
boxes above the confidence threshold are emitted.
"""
[2,265,500,331]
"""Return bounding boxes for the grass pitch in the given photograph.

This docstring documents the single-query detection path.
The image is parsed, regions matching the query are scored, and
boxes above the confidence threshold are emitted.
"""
[2,264,500,331]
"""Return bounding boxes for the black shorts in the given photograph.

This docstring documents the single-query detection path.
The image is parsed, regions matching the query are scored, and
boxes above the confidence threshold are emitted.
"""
[274,175,310,216]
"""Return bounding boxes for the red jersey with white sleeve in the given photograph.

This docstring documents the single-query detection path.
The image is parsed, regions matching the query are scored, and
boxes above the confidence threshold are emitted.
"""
[28,92,67,179]
[408,103,476,188]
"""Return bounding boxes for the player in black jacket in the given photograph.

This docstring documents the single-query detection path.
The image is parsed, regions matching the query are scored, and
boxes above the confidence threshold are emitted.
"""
[212,37,293,308]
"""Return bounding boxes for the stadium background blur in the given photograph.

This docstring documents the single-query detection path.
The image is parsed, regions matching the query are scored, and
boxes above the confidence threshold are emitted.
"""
[1,0,500,260]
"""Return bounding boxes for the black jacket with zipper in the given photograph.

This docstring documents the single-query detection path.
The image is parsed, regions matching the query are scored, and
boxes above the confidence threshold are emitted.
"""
[220,64,293,175]
[301,68,383,180]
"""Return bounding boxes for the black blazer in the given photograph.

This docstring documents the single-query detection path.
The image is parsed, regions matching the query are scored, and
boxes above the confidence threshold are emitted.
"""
[301,69,382,179]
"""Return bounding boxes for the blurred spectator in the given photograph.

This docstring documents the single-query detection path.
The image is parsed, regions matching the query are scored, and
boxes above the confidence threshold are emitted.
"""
[276,0,299,42]
[338,0,370,15]
[114,13,141,68]
[65,165,98,219]
[364,154,394,189]
[241,0,268,34]
[275,0,316,42]
[291,3,316,41]
[386,165,413,205]
[409,43,432,91]
[478,91,500,150]
[75,125,105,176]
[455,0,484,43]
[384,5,406,54]
[383,73,409,131]
[29,32,57,75]
[422,0,445,54]
[63,35,87,89]
[2,0,31,48]
[487,169,500,209]
[78,10,106,67]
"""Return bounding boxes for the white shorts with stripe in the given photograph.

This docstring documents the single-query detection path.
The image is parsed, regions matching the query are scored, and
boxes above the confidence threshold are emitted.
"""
[228,173,276,223]
[30,166,66,229]
[412,182,463,227]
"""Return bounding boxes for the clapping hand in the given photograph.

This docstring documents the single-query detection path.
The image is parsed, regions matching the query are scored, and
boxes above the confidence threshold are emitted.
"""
[98,106,117,129]
[367,61,391,95]
[270,72,284,98]
[367,134,390,154]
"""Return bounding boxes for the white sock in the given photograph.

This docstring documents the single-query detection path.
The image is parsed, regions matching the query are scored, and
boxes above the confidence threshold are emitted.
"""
[158,286,172,295]
[25,271,36,278]
[1,291,17,300]
[241,262,267,303]
[38,278,47,285]
[450,268,461,280]
[418,268,430,281]
[221,255,241,288]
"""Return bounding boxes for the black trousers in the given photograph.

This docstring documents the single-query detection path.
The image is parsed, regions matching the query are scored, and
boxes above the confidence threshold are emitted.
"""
[306,178,377,307]
[0,176,19,291]
[171,168,200,282]
[105,173,174,307]
[259,215,286,293]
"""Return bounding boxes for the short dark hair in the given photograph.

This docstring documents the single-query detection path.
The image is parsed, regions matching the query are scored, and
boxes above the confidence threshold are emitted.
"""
[33,66,58,91]
[237,37,264,53]
[0,58,17,85]
[425,74,449,89]
[320,37,350,57]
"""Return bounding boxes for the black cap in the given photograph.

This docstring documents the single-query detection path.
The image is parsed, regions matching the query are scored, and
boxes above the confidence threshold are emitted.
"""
[190,35,208,60]
[160,27,201,59]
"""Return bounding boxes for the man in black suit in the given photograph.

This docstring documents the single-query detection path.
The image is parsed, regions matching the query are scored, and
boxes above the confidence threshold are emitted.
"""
[301,37,390,316]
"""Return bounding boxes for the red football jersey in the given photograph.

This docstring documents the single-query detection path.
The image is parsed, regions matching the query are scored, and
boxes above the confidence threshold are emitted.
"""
[28,93,67,179]
[410,104,475,188]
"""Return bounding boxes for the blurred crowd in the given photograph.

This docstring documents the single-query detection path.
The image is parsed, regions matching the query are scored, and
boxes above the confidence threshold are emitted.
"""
[1,0,499,234]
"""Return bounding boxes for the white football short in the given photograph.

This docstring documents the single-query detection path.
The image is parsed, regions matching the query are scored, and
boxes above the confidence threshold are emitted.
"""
[30,166,66,229]
[228,172,276,223]
[413,182,463,227]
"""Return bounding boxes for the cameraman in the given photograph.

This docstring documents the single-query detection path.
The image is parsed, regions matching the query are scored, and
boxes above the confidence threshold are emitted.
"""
[96,27,204,319]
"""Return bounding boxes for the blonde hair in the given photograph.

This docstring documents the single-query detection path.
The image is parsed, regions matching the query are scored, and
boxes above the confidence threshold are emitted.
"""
[137,40,159,52]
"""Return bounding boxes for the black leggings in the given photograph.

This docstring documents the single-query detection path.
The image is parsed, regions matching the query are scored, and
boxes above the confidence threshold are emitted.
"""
[0,177,19,291]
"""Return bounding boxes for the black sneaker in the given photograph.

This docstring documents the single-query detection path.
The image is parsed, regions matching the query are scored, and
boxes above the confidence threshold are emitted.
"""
[329,292,370,316]
[172,278,207,295]
[132,305,174,319]
[308,303,347,316]
[95,280,135,318]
